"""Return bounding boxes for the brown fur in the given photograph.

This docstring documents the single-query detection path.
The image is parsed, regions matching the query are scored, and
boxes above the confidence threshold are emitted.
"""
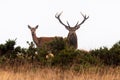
[28,25,61,48]
[37,37,56,48]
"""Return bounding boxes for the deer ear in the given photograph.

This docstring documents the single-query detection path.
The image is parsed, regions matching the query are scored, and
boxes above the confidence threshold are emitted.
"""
[35,25,39,29]
[28,25,31,29]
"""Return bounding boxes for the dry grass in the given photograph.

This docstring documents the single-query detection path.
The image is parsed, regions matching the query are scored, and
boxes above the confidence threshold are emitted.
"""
[0,65,120,80]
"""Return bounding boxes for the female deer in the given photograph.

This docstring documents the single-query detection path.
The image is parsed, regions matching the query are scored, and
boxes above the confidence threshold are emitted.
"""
[28,25,61,48]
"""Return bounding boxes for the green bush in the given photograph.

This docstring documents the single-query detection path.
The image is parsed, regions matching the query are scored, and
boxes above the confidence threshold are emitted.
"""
[47,37,66,54]
[1,39,120,68]
[51,47,76,66]
[0,39,16,55]
[109,41,120,65]
[90,47,109,65]
[90,43,120,66]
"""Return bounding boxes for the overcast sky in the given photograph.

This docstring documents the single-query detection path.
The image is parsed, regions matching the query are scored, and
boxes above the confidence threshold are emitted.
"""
[0,0,120,50]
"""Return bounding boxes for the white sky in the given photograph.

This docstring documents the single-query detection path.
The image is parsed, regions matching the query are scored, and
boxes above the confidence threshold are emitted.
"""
[0,0,120,50]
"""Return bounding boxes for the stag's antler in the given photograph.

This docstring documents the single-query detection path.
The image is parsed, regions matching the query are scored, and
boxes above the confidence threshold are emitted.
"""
[75,12,89,29]
[55,12,89,30]
[55,12,70,29]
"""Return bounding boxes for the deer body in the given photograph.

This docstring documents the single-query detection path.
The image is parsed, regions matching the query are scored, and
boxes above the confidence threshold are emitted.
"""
[55,12,89,49]
[67,28,78,49]
[28,25,59,48]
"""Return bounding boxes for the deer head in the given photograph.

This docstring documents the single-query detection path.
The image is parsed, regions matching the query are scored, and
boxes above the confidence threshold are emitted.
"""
[28,25,39,35]
[28,25,39,47]
[55,12,89,49]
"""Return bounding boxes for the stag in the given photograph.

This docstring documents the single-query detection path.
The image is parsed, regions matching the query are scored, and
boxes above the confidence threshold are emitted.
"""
[55,12,89,49]
[28,25,61,48]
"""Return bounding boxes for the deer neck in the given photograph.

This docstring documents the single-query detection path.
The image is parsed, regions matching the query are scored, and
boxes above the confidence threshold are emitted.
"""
[68,29,76,35]
[67,30,78,49]
[31,32,39,46]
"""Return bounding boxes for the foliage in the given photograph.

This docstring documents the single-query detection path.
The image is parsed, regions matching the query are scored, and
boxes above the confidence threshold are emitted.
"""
[0,39,16,55]
[90,41,120,66]
[0,39,120,70]
[90,47,109,65]
[51,47,76,67]
[109,41,120,65]
[46,37,66,54]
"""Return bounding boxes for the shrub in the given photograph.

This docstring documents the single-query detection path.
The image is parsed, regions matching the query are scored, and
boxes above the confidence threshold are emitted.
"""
[47,37,66,54]
[90,47,110,65]
[109,41,120,65]
[1,39,120,68]
[0,39,16,55]
[51,47,76,68]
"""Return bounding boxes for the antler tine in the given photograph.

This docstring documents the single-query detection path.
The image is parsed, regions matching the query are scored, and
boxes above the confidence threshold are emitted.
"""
[80,12,83,17]
[75,12,89,29]
[75,21,79,26]
[80,12,89,19]
[55,11,63,18]
[55,11,69,27]
[86,16,89,19]
[55,12,58,18]
[67,21,70,26]
[59,11,63,16]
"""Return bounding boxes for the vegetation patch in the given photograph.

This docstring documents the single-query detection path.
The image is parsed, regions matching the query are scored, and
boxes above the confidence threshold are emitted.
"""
[0,39,120,71]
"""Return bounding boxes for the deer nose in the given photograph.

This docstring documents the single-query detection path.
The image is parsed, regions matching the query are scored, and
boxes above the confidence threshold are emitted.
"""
[32,32,35,35]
